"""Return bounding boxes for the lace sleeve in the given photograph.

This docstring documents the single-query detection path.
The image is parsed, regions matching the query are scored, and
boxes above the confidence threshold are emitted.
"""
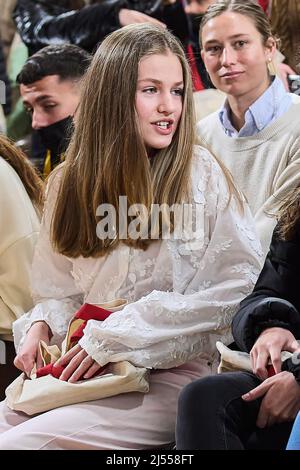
[79,147,263,369]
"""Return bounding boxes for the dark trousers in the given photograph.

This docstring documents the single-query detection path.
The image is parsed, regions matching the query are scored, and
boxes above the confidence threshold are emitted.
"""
[0,341,20,401]
[176,372,293,450]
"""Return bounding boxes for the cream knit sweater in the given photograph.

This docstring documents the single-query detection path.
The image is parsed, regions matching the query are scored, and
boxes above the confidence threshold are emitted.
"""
[0,157,40,341]
[197,95,300,256]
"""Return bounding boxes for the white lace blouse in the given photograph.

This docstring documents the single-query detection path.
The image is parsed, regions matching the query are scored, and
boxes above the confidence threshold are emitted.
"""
[13,146,263,369]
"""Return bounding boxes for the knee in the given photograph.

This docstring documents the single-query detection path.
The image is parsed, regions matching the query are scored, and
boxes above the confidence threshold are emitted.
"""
[177,372,251,418]
[0,433,19,450]
[178,376,220,418]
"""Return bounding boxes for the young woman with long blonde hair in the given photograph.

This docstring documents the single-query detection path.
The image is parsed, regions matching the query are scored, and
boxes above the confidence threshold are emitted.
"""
[0,24,261,450]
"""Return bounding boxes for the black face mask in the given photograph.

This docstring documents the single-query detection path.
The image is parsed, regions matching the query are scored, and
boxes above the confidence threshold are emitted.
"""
[37,115,74,157]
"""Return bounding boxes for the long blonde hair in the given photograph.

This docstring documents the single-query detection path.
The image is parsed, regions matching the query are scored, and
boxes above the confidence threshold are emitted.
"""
[51,24,195,257]
[199,0,275,48]
[277,187,300,240]
[51,23,240,258]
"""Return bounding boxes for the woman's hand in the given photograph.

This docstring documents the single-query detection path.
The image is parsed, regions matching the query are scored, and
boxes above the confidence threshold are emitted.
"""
[14,321,51,377]
[250,327,300,380]
[55,344,102,383]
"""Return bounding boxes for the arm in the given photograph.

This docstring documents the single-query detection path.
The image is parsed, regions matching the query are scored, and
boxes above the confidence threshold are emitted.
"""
[13,0,165,55]
[13,0,126,54]
[13,170,83,352]
[79,148,263,369]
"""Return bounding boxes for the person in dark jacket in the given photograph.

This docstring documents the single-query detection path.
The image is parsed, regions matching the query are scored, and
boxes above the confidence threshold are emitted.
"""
[13,0,169,56]
[14,1,214,88]
[176,197,300,450]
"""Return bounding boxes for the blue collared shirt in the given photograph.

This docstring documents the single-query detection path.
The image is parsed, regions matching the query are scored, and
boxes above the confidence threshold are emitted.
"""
[219,76,292,137]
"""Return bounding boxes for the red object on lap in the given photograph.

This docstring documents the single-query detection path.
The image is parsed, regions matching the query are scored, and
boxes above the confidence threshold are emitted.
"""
[70,303,111,343]
[36,303,112,380]
[267,364,276,377]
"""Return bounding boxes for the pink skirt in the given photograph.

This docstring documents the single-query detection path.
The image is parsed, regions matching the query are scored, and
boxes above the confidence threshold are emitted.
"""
[0,358,214,449]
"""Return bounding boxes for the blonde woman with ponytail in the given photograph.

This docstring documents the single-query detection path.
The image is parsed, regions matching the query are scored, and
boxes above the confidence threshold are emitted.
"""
[0,24,261,450]
[198,0,300,256]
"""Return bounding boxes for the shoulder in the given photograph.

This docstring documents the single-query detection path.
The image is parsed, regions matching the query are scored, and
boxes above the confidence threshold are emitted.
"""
[277,101,300,149]
[281,98,300,129]
[45,163,64,200]
[192,144,227,177]
[0,156,29,198]
[0,157,39,248]
[196,111,223,148]
[290,94,300,105]
[0,155,19,180]
[196,111,220,135]
[41,163,65,224]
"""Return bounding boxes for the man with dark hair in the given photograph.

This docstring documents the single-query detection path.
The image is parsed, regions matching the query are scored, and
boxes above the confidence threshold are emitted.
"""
[17,44,92,177]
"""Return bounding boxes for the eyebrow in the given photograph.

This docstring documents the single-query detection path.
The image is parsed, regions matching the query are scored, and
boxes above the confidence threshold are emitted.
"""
[204,34,251,45]
[137,78,184,86]
[23,94,55,106]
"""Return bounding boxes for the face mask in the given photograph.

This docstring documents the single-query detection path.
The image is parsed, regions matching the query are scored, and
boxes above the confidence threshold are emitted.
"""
[37,115,74,156]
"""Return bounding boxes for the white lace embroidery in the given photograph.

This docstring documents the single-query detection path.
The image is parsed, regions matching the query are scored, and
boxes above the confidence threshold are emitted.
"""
[13,146,263,368]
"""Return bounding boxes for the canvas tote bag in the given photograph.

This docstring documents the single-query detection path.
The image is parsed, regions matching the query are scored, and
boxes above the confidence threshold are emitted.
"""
[5,300,149,415]
[216,341,296,375]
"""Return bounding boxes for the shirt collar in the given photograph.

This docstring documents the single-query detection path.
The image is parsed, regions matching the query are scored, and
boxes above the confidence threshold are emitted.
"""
[218,76,287,137]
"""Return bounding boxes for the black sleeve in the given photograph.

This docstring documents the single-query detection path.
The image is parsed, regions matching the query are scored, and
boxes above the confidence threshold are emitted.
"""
[13,0,127,55]
[232,223,300,352]
[160,1,189,45]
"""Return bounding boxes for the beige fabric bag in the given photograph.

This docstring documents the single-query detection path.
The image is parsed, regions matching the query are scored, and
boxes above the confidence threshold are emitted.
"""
[5,359,149,416]
[216,341,296,374]
[5,300,149,415]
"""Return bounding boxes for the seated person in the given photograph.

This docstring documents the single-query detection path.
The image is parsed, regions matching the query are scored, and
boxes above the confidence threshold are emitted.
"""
[197,0,300,256]
[176,188,300,450]
[17,44,91,177]
[13,0,167,56]
[0,135,43,400]
[0,24,261,450]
